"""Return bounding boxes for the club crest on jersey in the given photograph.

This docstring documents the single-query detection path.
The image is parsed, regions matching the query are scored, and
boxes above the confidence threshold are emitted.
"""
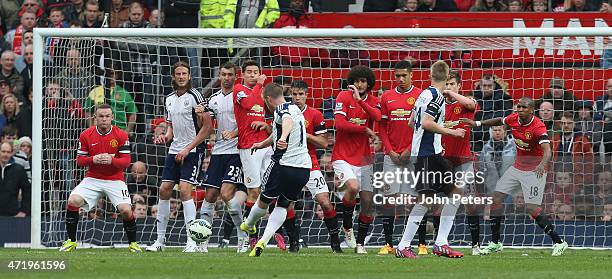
[454,106,462,114]
[524,131,532,140]
[251,104,264,113]
[184,99,190,107]
[390,109,411,117]
[246,177,252,184]
[407,97,416,105]
[349,118,366,125]
[110,139,119,148]
[304,119,310,128]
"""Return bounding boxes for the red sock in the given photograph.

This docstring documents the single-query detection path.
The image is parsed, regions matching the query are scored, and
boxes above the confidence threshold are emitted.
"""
[287,208,296,220]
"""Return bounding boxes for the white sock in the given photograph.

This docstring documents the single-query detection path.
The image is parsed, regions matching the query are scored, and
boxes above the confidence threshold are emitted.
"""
[200,201,215,224]
[435,201,459,246]
[156,199,170,242]
[246,204,268,228]
[260,207,287,246]
[398,203,428,250]
[182,199,197,244]
[227,197,247,238]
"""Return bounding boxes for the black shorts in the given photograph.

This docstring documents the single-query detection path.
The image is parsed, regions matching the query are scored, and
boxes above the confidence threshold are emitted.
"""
[414,154,454,194]
[202,154,244,189]
[260,161,309,208]
[161,153,202,185]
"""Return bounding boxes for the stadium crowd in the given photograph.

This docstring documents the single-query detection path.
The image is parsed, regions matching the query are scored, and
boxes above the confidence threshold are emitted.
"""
[0,0,610,238]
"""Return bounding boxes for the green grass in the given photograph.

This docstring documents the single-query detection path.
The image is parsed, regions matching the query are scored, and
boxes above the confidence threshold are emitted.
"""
[0,247,610,279]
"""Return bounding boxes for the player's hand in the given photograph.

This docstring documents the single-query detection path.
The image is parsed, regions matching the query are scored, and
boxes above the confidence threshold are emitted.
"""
[443,89,457,98]
[365,128,377,139]
[534,164,546,179]
[14,212,26,218]
[221,130,236,140]
[251,141,265,154]
[154,134,167,145]
[194,104,206,114]
[257,74,267,85]
[276,139,288,150]
[449,128,466,138]
[459,118,476,127]
[399,150,411,164]
[348,85,361,101]
[389,151,402,165]
[175,148,189,164]
[251,121,268,131]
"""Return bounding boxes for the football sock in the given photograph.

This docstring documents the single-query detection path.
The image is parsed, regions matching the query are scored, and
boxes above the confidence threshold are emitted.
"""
[382,216,394,247]
[226,196,245,238]
[417,217,427,245]
[490,216,502,244]
[283,209,297,242]
[182,199,196,244]
[123,212,137,243]
[467,215,481,246]
[156,199,170,242]
[260,207,287,246]
[531,207,563,244]
[435,201,459,246]
[342,198,356,230]
[199,200,215,224]
[66,204,80,241]
[433,215,440,240]
[246,204,267,228]
[323,209,340,238]
[245,201,258,237]
[398,203,428,250]
[222,212,234,240]
[357,214,373,245]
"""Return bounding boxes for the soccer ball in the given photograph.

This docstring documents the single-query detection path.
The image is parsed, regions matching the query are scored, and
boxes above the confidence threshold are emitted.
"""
[188,219,212,243]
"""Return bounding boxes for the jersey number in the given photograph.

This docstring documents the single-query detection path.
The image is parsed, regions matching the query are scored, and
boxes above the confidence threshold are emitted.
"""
[414,107,422,130]
[529,186,539,198]
[314,176,325,189]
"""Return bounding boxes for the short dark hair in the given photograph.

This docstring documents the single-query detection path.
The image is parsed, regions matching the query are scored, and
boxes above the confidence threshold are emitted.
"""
[482,74,494,81]
[448,71,461,84]
[2,125,18,137]
[394,60,412,71]
[95,103,113,112]
[241,60,260,72]
[220,62,237,72]
[49,7,64,16]
[347,65,376,91]
[263,83,284,99]
[290,80,308,91]
[560,111,575,121]
[519,97,536,109]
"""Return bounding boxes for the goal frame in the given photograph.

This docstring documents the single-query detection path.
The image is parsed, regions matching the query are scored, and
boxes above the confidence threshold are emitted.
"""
[32,27,612,249]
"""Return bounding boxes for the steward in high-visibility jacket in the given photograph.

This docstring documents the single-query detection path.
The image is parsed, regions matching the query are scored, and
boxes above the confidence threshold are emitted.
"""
[199,0,280,29]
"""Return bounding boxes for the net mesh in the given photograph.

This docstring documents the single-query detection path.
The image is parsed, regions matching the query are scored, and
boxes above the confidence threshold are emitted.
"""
[38,34,611,248]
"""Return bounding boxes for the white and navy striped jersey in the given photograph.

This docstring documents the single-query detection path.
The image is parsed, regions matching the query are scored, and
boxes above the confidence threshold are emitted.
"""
[206,89,238,155]
[272,102,312,169]
[411,86,446,157]
[165,88,205,154]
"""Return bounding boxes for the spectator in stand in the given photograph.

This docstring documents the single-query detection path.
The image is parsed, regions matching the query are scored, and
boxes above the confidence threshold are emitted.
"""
[397,0,419,11]
[18,136,32,161]
[531,0,549,11]
[0,51,24,99]
[565,0,598,11]
[454,0,476,11]
[110,0,129,27]
[552,112,594,186]
[148,8,163,28]
[81,0,102,28]
[17,0,47,27]
[538,77,575,119]
[480,125,516,193]
[551,170,579,205]
[55,48,96,103]
[45,0,73,12]
[64,0,87,23]
[0,141,30,217]
[226,0,280,29]
[133,117,168,178]
[472,74,513,151]
[601,0,612,12]
[602,199,612,221]
[575,100,603,146]
[469,0,508,11]
[538,101,555,134]
[2,126,18,143]
[127,161,159,205]
[150,204,158,218]
[84,68,137,136]
[416,0,459,11]
[0,78,12,101]
[555,203,575,221]
[363,0,401,12]
[595,78,612,121]
[2,94,31,138]
[16,44,33,94]
[4,12,37,57]
[48,8,70,28]
[508,0,524,11]
[0,0,23,32]
[11,135,31,183]
[133,202,148,218]
[596,171,611,200]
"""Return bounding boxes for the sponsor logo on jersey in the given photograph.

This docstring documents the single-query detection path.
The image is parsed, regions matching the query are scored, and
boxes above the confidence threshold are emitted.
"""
[407,97,416,105]
[110,139,119,148]
[251,104,264,113]
[524,131,532,140]
[454,106,462,114]
[444,120,460,128]
[349,118,367,125]
[515,138,530,150]
[390,109,411,117]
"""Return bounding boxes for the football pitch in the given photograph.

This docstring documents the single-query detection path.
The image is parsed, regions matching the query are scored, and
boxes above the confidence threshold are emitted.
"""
[0,248,610,279]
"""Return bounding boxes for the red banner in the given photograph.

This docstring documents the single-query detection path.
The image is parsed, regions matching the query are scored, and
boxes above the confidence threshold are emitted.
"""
[308,12,612,63]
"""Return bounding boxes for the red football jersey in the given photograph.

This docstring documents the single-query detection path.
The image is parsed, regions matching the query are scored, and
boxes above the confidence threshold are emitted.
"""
[442,99,479,165]
[233,83,269,149]
[380,86,422,154]
[76,126,131,181]
[332,90,381,166]
[503,113,550,171]
[302,106,327,171]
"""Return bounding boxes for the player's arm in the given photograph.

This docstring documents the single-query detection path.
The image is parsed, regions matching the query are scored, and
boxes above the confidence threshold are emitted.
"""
[445,90,476,111]
[421,113,464,138]
[460,117,504,128]
[76,133,94,167]
[349,85,382,121]
[252,134,274,150]
[535,141,552,178]
[177,111,214,163]
[308,113,328,148]
[111,135,131,169]
[334,93,367,133]
[221,129,238,140]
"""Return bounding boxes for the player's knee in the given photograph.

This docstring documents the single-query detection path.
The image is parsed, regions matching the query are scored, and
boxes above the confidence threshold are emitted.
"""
[158,184,173,199]
[492,192,506,204]
[67,195,84,207]
[344,180,360,194]
[318,198,333,212]
[206,188,220,202]
[276,198,291,208]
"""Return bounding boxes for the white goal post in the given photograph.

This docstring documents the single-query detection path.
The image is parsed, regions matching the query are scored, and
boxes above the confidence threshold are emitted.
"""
[32,27,612,249]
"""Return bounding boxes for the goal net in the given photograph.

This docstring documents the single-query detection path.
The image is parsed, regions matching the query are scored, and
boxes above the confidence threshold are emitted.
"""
[32,28,612,249]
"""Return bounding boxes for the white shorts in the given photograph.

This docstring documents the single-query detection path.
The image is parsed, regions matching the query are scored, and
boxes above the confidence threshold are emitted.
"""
[71,177,131,211]
[495,166,546,205]
[239,147,272,189]
[305,170,330,197]
[332,160,373,192]
[379,155,417,196]
[453,161,477,196]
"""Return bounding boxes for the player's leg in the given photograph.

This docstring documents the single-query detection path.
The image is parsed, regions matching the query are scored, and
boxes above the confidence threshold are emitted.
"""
[242,160,278,233]
[104,179,141,252]
[281,202,297,252]
[519,171,568,256]
[433,185,463,258]
[221,185,249,252]
[455,161,482,254]
[355,164,375,254]
[60,178,102,252]
[332,160,360,248]
[147,154,181,252]
[177,153,204,252]
[240,148,269,245]
[307,170,341,252]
